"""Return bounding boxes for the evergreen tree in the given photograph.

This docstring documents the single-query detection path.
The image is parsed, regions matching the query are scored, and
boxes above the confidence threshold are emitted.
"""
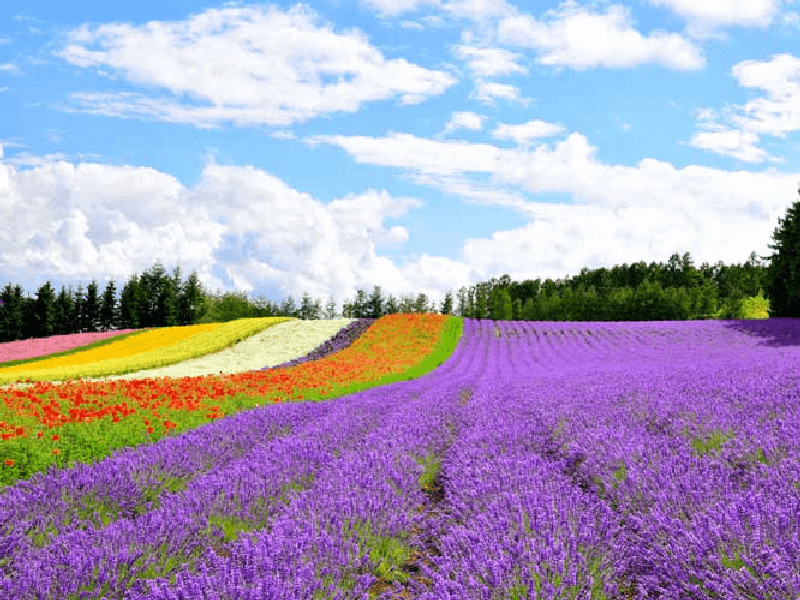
[490,287,512,321]
[71,284,87,333]
[324,296,338,320]
[100,280,119,331]
[341,300,353,318]
[455,286,469,317]
[761,187,800,318]
[178,271,206,325]
[21,296,36,339]
[34,281,56,338]
[366,286,385,318]
[280,295,298,318]
[311,297,322,320]
[158,277,179,327]
[353,289,368,318]
[53,286,74,335]
[414,292,429,314]
[0,284,25,341]
[84,281,102,332]
[300,292,315,321]
[440,290,454,315]
[119,275,141,329]
[475,284,487,320]
[384,294,399,315]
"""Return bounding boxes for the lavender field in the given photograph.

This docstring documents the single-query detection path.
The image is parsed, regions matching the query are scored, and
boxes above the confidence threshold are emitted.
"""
[2,317,800,599]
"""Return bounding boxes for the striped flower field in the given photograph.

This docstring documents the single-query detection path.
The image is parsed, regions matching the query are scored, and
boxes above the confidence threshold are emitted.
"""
[1,315,799,598]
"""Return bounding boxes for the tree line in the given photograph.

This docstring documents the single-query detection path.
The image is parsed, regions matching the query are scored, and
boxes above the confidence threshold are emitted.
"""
[3,185,800,342]
[0,250,770,343]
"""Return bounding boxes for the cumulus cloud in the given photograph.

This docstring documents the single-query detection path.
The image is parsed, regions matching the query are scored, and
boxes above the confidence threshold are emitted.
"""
[688,53,800,162]
[46,4,458,130]
[495,2,707,71]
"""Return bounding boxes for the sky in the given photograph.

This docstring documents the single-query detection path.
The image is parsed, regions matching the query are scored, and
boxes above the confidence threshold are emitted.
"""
[2,0,800,314]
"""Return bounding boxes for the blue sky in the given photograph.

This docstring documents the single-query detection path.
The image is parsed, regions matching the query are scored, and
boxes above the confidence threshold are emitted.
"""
[2,0,800,314]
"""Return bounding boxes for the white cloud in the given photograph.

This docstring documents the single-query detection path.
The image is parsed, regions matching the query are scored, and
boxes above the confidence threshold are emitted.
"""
[469,80,531,106]
[304,128,800,283]
[495,2,706,71]
[649,0,781,32]
[687,54,800,162]
[452,44,529,77]
[490,119,568,148]
[0,154,434,311]
[47,4,458,129]
[437,110,485,137]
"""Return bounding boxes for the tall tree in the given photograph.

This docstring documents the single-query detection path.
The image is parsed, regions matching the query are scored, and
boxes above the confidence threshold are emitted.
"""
[0,284,25,341]
[384,294,399,316]
[119,275,141,329]
[365,285,384,318]
[280,295,298,318]
[177,271,206,325]
[490,287,512,321]
[84,281,102,332]
[413,292,430,314]
[70,284,87,333]
[100,280,119,331]
[352,289,368,318]
[762,188,800,317]
[324,296,338,320]
[440,290,454,315]
[53,286,74,335]
[34,281,56,338]
[300,292,315,320]
[157,277,179,327]
[455,286,469,317]
[475,284,487,319]
[311,297,322,320]
[341,300,353,318]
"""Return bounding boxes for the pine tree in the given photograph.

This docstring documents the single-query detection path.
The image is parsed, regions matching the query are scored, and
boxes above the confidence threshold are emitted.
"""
[366,286,385,318]
[119,276,141,329]
[71,284,87,333]
[300,292,315,320]
[84,281,102,332]
[440,290,454,315]
[34,281,57,338]
[490,287,512,320]
[324,296,338,320]
[100,280,119,331]
[761,187,800,317]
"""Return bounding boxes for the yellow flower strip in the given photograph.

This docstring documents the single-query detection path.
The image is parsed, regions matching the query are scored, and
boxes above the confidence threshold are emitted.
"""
[0,317,293,385]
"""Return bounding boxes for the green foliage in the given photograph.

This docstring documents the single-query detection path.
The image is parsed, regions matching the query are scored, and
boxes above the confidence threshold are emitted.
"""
[490,286,512,320]
[761,187,800,317]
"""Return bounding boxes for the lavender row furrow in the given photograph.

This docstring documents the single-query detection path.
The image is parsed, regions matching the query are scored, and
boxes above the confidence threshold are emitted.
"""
[0,382,427,598]
[122,342,479,599]
[0,400,330,553]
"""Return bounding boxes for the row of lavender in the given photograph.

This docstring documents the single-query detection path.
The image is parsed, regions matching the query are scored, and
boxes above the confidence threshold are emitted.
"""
[0,316,482,599]
[3,318,800,598]
[411,319,800,598]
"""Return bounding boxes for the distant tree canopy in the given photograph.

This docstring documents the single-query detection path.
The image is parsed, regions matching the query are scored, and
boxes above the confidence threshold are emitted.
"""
[0,244,783,344]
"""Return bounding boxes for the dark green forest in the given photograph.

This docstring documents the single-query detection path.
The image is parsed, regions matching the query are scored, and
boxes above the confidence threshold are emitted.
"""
[0,249,774,343]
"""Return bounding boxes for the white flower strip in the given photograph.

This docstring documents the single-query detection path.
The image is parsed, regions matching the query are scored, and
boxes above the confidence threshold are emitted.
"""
[0,319,356,390]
